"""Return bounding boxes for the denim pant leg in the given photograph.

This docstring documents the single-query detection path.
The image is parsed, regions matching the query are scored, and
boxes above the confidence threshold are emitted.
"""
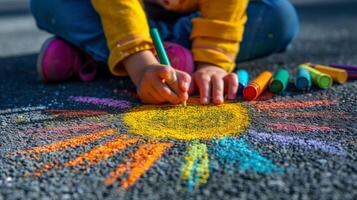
[30,0,109,63]
[152,0,300,63]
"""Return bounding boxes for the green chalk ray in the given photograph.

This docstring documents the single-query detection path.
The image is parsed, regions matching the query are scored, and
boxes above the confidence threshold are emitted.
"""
[213,137,283,173]
[181,141,210,191]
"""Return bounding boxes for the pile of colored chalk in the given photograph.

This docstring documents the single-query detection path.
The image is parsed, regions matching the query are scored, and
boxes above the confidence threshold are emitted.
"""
[235,63,356,101]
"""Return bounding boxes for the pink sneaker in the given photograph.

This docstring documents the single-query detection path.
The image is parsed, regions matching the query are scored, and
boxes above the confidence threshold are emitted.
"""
[37,37,97,82]
[164,42,194,75]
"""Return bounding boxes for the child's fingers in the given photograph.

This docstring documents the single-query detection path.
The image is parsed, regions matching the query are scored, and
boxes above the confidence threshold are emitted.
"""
[177,71,191,92]
[152,78,181,104]
[157,66,175,82]
[211,75,224,105]
[224,73,238,100]
[195,75,211,104]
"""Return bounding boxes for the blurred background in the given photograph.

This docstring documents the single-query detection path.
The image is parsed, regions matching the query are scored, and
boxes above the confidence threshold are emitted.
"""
[0,0,355,58]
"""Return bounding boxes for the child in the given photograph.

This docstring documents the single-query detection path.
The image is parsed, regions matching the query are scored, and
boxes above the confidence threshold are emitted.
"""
[30,0,299,105]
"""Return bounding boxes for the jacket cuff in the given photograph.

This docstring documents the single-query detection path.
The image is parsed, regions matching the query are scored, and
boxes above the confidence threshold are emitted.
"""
[108,35,153,76]
[192,37,240,73]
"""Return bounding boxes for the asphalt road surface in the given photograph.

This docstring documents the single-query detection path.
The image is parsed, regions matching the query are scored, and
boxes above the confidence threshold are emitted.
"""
[0,1,357,200]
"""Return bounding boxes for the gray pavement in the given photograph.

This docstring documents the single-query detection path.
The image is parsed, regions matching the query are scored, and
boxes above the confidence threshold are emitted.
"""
[0,1,357,200]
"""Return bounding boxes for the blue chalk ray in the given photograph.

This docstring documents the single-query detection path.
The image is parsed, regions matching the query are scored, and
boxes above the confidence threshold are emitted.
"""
[212,137,283,174]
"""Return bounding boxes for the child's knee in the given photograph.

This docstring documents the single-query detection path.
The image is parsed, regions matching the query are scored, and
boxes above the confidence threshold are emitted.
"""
[266,0,300,50]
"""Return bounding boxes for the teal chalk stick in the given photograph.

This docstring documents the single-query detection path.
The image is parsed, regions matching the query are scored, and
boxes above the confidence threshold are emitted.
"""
[150,28,171,66]
[235,69,249,95]
[295,68,312,91]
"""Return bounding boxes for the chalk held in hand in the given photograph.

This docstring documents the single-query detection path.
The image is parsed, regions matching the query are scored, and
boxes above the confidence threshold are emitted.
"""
[299,64,332,89]
[235,69,249,95]
[295,67,312,91]
[243,71,273,101]
[150,28,187,106]
[269,68,289,93]
[309,64,347,84]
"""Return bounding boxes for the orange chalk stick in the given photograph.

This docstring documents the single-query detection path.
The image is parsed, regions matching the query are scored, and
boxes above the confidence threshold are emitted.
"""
[243,71,273,101]
[313,64,348,84]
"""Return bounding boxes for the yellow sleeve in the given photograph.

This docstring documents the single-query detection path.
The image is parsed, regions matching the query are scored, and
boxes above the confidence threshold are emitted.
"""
[91,0,153,76]
[191,0,249,72]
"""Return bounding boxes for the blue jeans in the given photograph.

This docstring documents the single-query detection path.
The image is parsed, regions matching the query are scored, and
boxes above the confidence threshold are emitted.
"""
[30,0,299,66]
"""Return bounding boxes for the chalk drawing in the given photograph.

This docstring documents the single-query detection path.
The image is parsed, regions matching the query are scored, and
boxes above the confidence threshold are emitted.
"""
[105,142,173,189]
[212,137,283,173]
[68,96,132,109]
[267,122,333,132]
[260,111,352,119]
[181,142,210,191]
[18,129,117,155]
[249,130,346,156]
[122,101,250,140]
[256,100,337,110]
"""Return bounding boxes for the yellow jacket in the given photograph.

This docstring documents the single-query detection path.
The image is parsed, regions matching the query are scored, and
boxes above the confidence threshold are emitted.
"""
[91,0,248,75]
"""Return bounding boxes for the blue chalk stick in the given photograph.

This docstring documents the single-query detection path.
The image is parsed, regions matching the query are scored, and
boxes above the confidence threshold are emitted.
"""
[295,68,312,91]
[235,70,249,95]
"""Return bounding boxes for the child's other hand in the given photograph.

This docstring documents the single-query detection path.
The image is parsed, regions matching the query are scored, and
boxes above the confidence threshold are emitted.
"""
[137,64,191,104]
[193,63,238,105]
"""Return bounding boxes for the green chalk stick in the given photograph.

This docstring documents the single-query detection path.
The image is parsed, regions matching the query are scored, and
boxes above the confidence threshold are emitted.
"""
[299,64,332,89]
[150,28,171,66]
[269,68,289,93]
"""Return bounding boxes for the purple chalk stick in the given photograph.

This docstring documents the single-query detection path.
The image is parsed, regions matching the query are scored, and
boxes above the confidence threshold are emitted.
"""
[68,96,132,109]
[330,64,357,71]
[248,130,346,156]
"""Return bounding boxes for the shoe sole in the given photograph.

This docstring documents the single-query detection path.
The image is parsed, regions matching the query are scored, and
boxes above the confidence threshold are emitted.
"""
[37,37,56,82]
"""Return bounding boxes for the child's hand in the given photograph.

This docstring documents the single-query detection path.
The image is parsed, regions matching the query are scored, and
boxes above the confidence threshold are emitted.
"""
[137,64,190,104]
[123,50,190,105]
[193,63,238,105]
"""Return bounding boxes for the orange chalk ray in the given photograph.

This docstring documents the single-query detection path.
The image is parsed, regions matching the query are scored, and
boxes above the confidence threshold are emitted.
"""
[47,109,108,118]
[65,135,139,167]
[105,142,173,189]
[18,122,108,135]
[256,100,337,110]
[260,111,353,119]
[18,129,117,154]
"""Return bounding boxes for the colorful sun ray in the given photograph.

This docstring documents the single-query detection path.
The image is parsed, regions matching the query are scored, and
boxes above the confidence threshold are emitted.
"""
[256,100,337,110]
[260,111,353,119]
[46,109,109,118]
[249,130,346,156]
[68,96,132,109]
[213,138,283,173]
[181,142,210,191]
[17,129,117,155]
[266,122,334,132]
[105,141,173,189]
[18,122,108,135]
[65,135,140,168]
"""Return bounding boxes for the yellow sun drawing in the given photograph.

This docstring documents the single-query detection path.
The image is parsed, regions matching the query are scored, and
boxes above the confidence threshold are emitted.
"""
[122,98,250,140]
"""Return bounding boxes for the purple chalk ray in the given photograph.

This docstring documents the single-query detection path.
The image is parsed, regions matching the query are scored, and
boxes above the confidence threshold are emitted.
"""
[68,96,132,109]
[248,130,346,156]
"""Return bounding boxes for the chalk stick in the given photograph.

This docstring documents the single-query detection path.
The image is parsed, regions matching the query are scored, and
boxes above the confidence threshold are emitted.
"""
[269,68,289,93]
[243,71,273,101]
[299,64,332,89]
[235,69,249,95]
[312,64,348,84]
[330,64,357,79]
[295,68,312,91]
